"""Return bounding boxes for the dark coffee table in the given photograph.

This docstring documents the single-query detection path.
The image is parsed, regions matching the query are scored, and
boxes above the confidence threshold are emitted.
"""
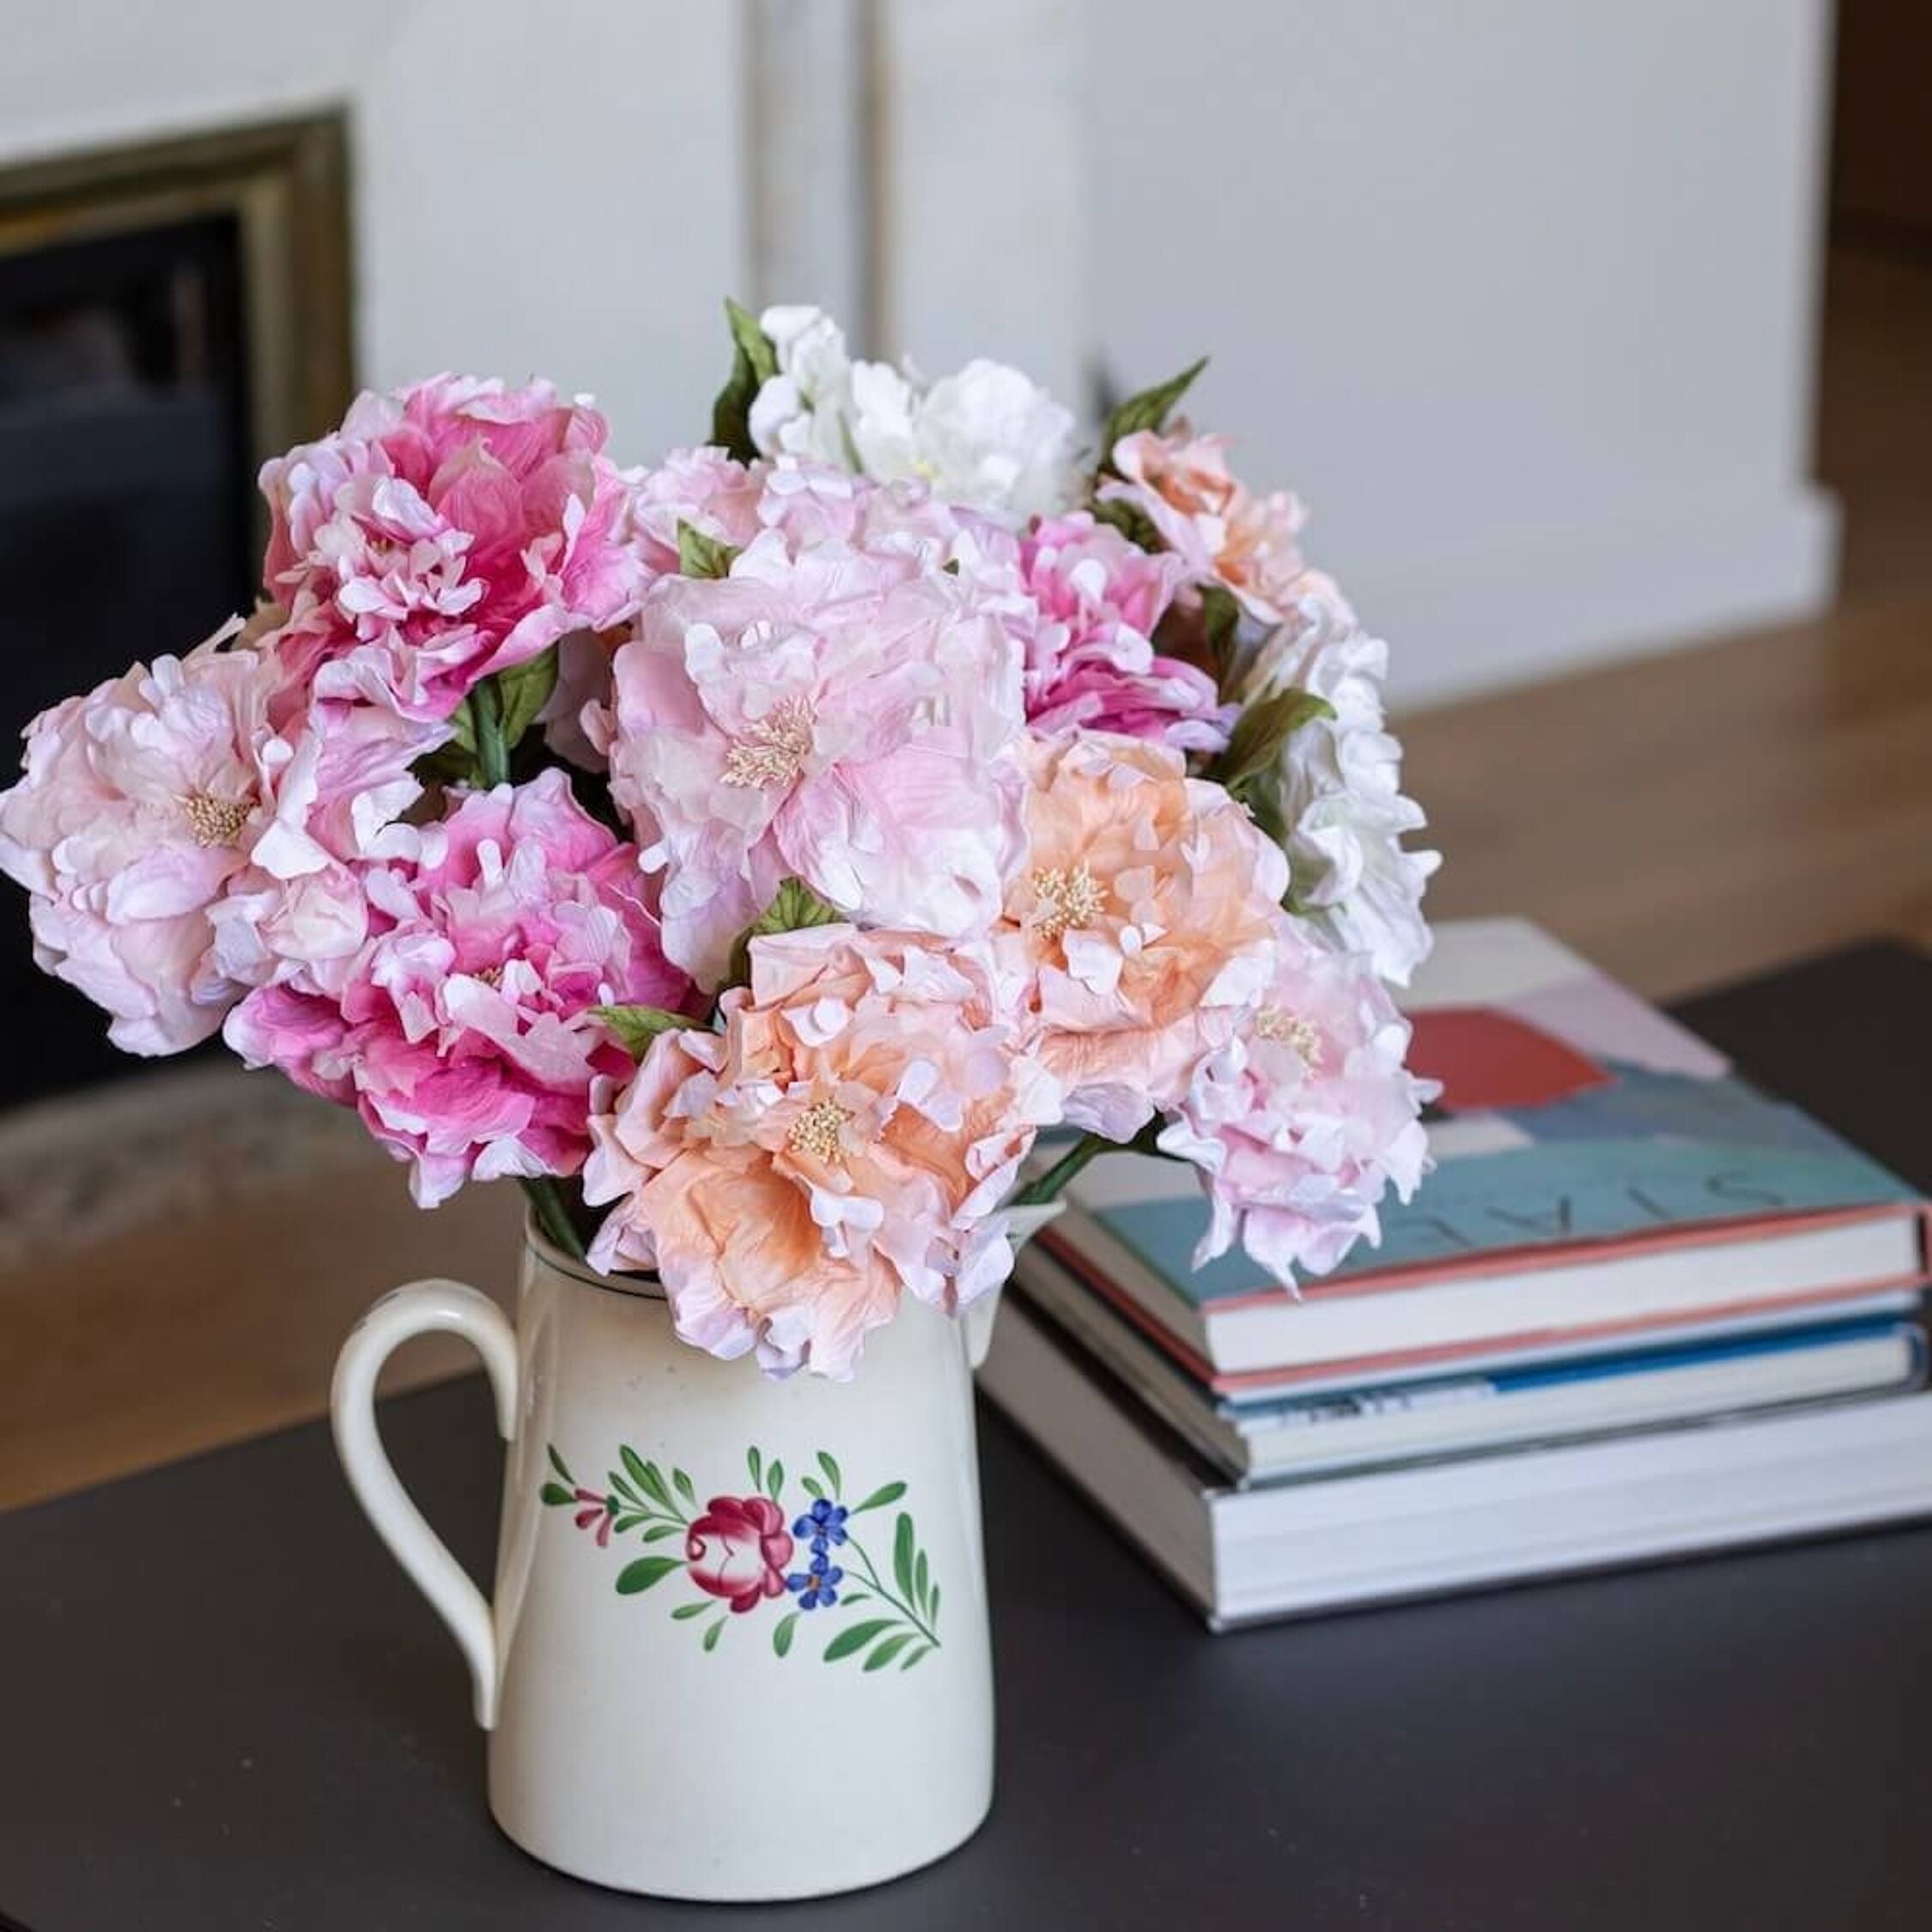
[3,942,1929,1930]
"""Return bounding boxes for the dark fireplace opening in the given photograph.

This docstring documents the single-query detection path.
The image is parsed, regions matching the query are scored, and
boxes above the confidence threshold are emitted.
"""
[0,116,352,1109]
[0,215,259,1099]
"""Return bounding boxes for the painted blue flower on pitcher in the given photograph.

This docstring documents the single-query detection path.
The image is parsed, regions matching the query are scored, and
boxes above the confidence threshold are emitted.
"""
[794,1498,849,1552]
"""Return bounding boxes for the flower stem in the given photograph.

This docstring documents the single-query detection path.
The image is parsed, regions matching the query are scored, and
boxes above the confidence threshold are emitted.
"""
[472,677,509,788]
[1014,1131,1110,1206]
[522,1176,586,1260]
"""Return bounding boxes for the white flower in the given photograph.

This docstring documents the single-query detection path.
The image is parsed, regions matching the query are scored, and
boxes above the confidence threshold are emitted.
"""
[1243,574,1439,987]
[749,305,1081,527]
[748,306,858,467]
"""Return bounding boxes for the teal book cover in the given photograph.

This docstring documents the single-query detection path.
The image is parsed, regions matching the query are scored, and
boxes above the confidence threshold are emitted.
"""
[1072,922,1927,1310]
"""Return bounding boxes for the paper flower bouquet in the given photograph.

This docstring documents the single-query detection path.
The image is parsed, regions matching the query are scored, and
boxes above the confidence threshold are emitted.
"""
[0,303,1437,1381]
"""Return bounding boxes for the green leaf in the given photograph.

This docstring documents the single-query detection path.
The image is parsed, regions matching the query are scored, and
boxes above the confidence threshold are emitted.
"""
[711,297,778,461]
[773,1611,799,1658]
[840,1589,870,1607]
[1091,495,1163,553]
[539,1481,573,1507]
[853,1481,906,1515]
[615,1555,682,1595]
[724,878,844,989]
[671,1601,710,1620]
[494,647,559,750]
[638,1459,677,1514]
[607,1470,641,1506]
[928,1583,940,1625]
[823,1618,896,1663]
[469,675,510,787]
[802,1475,823,1502]
[619,1446,654,1498]
[766,1459,785,1502]
[672,1467,697,1510]
[1101,355,1206,458]
[677,520,740,580]
[702,1616,726,1652]
[446,695,478,758]
[865,1632,915,1673]
[592,1004,691,1058]
[914,1549,930,1615]
[747,1447,764,1491]
[1199,581,1243,694]
[613,1512,646,1534]
[641,1522,683,1544]
[817,1451,842,1498]
[892,1514,917,1603]
[1216,687,1337,794]
[899,1643,933,1672]
[728,295,779,382]
[546,1444,574,1484]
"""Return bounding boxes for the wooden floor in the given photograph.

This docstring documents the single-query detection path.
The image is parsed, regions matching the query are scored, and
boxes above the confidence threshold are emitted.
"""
[3,245,1929,1513]
[1405,584,1932,1001]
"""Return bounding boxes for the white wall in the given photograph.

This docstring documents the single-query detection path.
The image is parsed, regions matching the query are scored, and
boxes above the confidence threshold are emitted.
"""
[0,3,1840,704]
[1082,0,1839,702]
[0,1,748,464]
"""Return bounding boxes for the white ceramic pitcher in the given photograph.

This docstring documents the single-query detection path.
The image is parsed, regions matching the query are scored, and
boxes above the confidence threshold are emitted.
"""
[330,1207,1057,1901]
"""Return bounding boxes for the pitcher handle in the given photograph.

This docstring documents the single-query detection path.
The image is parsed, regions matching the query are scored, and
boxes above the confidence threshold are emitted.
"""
[331,1280,519,1728]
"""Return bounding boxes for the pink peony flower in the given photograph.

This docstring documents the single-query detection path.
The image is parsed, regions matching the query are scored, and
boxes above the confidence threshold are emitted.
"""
[224,769,694,1206]
[623,446,766,580]
[0,626,420,1054]
[260,375,645,723]
[583,926,1062,1379]
[598,465,1027,988]
[1157,918,1434,1285]
[684,1496,794,1612]
[1100,427,1305,623]
[1003,732,1286,1139]
[1015,512,1232,751]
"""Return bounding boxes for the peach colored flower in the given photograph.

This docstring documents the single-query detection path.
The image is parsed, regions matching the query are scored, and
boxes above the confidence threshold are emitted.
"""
[582,926,1061,1379]
[1004,733,1286,1139]
[1101,427,1305,623]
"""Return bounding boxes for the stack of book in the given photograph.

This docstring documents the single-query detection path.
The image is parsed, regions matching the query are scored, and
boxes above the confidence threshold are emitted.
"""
[981,920,1932,1628]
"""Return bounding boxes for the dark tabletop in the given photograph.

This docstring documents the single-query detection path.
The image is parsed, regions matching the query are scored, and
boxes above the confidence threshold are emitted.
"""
[3,940,1930,1932]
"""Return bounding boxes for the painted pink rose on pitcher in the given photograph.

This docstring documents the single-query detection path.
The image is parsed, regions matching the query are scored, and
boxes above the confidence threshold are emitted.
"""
[684,1496,794,1613]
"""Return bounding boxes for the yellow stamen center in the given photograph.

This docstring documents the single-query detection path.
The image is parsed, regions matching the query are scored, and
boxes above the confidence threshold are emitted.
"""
[721,697,815,789]
[787,1097,853,1164]
[179,792,252,848]
[1031,861,1107,942]
[1255,1007,1322,1065]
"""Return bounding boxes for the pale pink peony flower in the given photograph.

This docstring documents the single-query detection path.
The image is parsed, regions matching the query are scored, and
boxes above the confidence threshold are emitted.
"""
[1157,918,1434,1285]
[583,926,1062,1379]
[1003,732,1286,1139]
[224,769,694,1207]
[261,374,645,723]
[598,466,1027,988]
[623,446,766,580]
[0,626,421,1054]
[1016,512,1232,751]
[1100,427,1305,623]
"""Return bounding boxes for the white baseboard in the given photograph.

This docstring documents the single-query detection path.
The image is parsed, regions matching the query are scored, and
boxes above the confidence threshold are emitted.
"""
[1360,483,1841,709]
